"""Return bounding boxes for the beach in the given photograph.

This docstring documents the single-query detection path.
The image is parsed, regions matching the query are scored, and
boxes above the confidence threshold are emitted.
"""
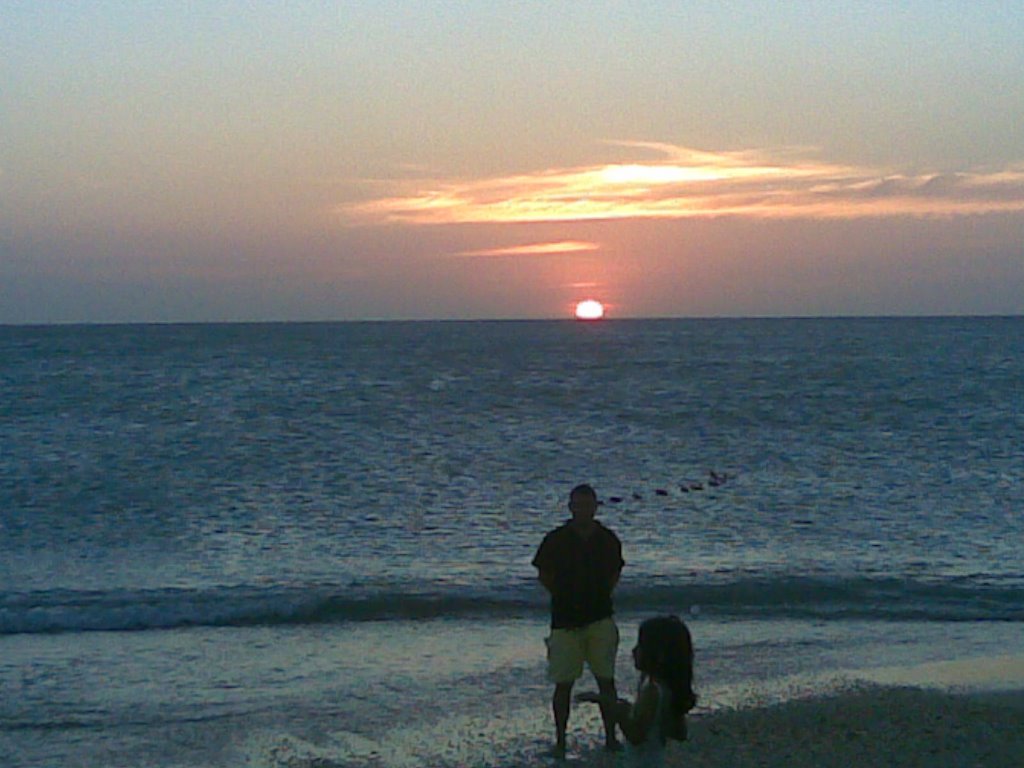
[594,654,1023,768]
[671,685,1024,768]
[258,683,1024,768]
[248,652,1024,768]
[493,663,1024,768]
[545,655,1024,768]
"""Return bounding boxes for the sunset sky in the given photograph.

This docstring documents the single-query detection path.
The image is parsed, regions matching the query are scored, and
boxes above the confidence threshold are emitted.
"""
[3,1,1023,322]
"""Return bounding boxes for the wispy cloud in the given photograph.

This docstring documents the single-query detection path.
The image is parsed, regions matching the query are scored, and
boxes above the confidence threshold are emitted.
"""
[453,241,600,257]
[339,144,1024,225]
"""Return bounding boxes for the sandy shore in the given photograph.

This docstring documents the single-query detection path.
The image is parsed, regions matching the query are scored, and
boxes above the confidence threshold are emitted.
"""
[268,656,1024,767]
[510,683,1024,768]
[667,686,1024,768]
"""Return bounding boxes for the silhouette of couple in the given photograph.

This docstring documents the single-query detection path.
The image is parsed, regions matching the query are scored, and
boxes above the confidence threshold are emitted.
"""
[533,484,695,764]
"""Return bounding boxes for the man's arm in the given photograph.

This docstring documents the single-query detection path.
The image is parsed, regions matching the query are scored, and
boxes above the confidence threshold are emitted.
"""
[608,531,624,591]
[537,567,556,594]
[532,533,557,593]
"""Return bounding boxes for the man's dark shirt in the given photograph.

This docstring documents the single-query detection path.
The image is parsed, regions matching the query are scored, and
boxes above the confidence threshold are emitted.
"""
[532,520,624,629]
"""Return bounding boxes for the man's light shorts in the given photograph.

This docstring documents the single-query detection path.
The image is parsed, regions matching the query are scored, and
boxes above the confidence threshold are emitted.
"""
[545,616,619,683]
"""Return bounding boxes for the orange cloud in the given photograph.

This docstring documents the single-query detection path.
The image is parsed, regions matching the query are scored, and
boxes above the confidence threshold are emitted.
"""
[339,144,1024,225]
[453,240,600,257]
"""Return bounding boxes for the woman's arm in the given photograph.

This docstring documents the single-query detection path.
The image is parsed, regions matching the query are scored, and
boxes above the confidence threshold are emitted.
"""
[576,684,659,745]
[617,683,658,744]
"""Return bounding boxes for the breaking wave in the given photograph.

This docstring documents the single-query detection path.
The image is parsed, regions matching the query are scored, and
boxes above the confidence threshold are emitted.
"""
[3,575,1022,635]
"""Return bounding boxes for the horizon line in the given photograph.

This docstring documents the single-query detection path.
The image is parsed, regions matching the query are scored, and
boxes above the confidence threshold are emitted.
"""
[3,312,1022,329]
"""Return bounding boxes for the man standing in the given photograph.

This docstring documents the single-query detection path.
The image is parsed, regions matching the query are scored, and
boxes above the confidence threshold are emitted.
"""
[533,484,624,758]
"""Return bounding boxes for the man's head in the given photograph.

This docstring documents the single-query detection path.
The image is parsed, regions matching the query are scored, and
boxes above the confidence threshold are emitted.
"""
[568,483,598,523]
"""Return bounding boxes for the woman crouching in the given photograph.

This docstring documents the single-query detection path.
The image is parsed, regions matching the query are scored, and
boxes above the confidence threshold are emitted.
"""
[576,615,696,766]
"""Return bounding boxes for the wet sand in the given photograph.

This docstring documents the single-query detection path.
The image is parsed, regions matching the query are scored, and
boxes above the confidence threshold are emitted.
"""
[509,654,1024,768]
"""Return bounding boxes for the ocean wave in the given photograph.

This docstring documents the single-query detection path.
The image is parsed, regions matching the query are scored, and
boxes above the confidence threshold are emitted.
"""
[0,585,538,636]
[2,576,1022,635]
[617,576,1024,623]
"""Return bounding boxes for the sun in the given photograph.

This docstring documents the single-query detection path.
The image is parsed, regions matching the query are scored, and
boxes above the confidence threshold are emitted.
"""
[574,299,605,321]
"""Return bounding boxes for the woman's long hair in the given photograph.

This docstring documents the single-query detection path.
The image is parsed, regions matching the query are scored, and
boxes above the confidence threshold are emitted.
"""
[636,615,696,741]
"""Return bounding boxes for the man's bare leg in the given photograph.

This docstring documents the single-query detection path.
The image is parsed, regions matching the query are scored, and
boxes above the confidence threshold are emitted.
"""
[595,676,621,751]
[552,681,573,758]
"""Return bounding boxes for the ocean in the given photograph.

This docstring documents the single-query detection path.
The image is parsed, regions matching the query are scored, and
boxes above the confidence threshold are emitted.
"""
[2,317,1022,767]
